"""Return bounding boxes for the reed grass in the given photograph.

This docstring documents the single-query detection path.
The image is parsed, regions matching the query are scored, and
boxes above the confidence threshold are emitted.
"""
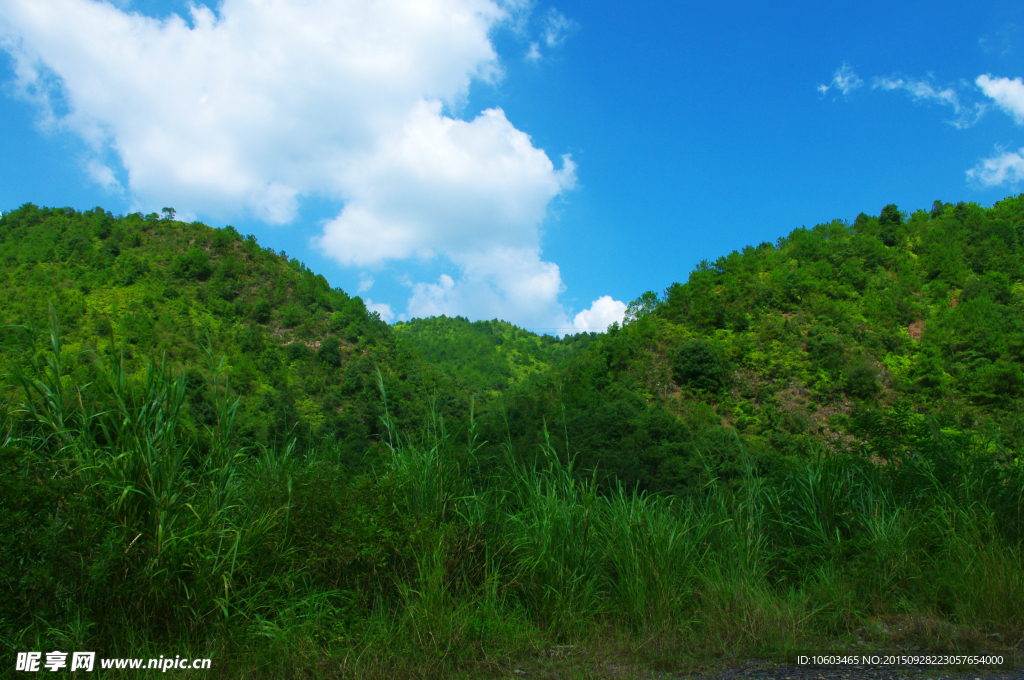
[1,312,1021,677]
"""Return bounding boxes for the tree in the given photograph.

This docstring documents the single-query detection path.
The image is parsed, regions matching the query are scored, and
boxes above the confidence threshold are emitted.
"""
[624,291,659,325]
[878,204,904,247]
[672,340,730,392]
[252,299,272,323]
[317,336,342,367]
[843,357,879,398]
[170,247,212,280]
[879,204,904,228]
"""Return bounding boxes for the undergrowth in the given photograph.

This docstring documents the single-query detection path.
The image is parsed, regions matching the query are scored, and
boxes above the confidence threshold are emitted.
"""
[2,311,1022,678]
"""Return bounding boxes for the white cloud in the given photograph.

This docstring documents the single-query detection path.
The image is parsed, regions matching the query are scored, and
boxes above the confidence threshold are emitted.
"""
[873,75,985,128]
[976,74,1024,125]
[365,298,395,322]
[315,101,575,265]
[967,147,1024,187]
[0,0,515,221]
[571,295,626,334]
[406,248,570,330]
[0,0,600,331]
[818,62,863,97]
[542,9,577,48]
[357,273,374,294]
[85,159,120,191]
[522,8,576,63]
[525,41,541,62]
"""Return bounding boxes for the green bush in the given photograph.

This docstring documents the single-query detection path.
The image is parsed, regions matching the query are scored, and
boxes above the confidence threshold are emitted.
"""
[971,359,1024,404]
[281,302,305,328]
[252,298,271,323]
[672,339,730,392]
[806,327,844,370]
[843,356,879,398]
[285,341,310,362]
[317,336,342,367]
[170,246,212,280]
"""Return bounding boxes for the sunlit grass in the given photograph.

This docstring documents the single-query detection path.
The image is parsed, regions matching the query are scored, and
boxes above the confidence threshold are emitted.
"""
[1,311,1021,677]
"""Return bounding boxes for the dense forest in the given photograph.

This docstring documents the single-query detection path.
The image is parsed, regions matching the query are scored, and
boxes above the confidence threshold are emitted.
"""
[2,198,1022,678]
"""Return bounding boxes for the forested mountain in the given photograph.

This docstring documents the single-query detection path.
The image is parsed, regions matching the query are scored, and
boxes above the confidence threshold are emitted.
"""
[486,196,1024,493]
[4,196,1024,489]
[4,197,1023,487]
[0,204,463,463]
[2,197,1022,678]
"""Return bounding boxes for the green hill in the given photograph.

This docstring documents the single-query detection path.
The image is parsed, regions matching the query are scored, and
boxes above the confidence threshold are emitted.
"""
[490,197,1024,493]
[0,203,461,462]
[2,198,1022,678]
[392,315,597,394]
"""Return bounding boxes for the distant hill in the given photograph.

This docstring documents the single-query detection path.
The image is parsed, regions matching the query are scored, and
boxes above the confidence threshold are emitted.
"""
[392,315,597,394]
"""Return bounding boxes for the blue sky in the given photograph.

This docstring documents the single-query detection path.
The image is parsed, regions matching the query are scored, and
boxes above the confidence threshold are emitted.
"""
[1,0,1022,334]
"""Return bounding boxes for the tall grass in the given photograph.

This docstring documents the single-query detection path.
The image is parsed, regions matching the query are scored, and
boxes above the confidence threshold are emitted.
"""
[2,308,285,644]
[2,315,1021,677]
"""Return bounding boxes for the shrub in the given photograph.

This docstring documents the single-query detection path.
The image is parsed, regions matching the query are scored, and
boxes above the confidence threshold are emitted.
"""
[280,303,305,328]
[285,341,310,362]
[806,327,844,370]
[317,336,342,367]
[252,298,271,323]
[170,247,212,281]
[672,339,730,392]
[843,357,879,398]
[971,360,1024,404]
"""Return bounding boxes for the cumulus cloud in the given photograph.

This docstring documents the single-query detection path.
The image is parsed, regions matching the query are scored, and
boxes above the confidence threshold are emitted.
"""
[967,147,1024,187]
[406,248,570,330]
[976,75,1024,125]
[571,296,626,334]
[817,62,863,97]
[874,75,985,128]
[0,0,512,221]
[357,273,374,294]
[0,0,620,331]
[314,101,576,266]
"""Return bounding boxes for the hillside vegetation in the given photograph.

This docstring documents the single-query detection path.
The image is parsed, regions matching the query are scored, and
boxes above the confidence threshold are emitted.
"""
[0,204,463,464]
[393,315,597,394]
[2,198,1022,678]
[488,197,1024,495]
